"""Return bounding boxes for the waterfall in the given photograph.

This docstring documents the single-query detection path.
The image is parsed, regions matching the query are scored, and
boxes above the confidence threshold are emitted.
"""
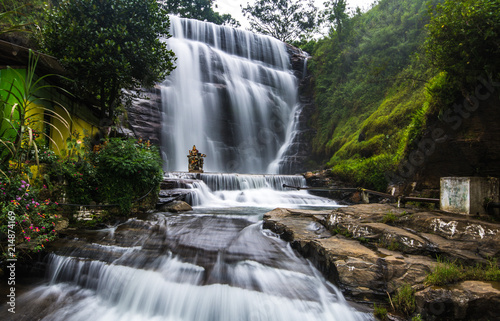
[161,16,299,174]
[163,172,339,208]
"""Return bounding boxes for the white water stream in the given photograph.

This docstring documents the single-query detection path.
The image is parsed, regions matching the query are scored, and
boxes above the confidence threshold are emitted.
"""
[164,172,339,208]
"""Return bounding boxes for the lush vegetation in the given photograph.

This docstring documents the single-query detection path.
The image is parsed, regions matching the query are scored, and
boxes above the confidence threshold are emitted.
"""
[306,0,500,191]
[0,135,163,260]
[308,0,438,190]
[41,0,176,122]
[0,0,44,38]
[0,52,162,261]
[425,256,500,286]
[424,0,500,106]
[0,174,61,259]
[46,136,163,213]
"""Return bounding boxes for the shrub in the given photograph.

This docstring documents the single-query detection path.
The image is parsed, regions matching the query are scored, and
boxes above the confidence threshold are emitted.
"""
[381,212,398,224]
[373,304,388,320]
[392,283,416,316]
[95,138,162,213]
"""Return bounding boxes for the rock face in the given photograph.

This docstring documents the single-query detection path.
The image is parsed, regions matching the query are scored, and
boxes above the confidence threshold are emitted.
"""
[126,87,162,145]
[394,81,500,191]
[276,44,317,174]
[263,204,500,320]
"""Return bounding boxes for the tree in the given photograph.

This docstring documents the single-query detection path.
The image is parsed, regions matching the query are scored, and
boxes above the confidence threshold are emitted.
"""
[320,0,350,37]
[41,0,176,123]
[242,0,318,43]
[162,0,239,27]
[425,0,500,86]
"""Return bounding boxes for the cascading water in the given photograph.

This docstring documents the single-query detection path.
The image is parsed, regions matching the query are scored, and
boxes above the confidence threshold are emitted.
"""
[14,214,373,321]
[161,16,299,174]
[163,172,339,208]
[12,17,373,321]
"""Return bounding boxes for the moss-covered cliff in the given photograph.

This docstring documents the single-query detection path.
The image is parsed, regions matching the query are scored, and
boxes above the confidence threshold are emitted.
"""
[307,0,500,192]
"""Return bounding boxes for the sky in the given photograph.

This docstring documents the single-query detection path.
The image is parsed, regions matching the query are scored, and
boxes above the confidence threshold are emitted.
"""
[215,0,377,30]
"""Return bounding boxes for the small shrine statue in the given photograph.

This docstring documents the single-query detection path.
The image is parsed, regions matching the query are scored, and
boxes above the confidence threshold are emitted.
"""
[187,145,206,172]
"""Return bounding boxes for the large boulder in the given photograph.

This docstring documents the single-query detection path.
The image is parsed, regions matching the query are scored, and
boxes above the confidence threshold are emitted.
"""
[415,281,500,321]
[158,200,192,213]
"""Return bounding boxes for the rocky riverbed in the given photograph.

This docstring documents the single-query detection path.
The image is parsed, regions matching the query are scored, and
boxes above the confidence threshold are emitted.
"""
[263,204,500,321]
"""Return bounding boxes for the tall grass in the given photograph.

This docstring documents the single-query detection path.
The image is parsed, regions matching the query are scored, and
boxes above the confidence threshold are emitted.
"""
[425,256,500,286]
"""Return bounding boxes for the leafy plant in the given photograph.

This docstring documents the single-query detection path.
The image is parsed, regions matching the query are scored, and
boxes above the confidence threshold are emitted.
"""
[0,2,31,35]
[425,0,500,90]
[381,212,398,224]
[412,314,423,321]
[95,138,162,213]
[392,283,416,316]
[0,50,71,180]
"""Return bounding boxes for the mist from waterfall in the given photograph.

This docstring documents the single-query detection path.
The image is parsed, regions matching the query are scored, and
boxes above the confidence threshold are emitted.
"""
[161,16,299,174]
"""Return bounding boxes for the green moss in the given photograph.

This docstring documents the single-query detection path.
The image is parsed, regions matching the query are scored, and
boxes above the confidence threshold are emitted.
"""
[329,153,396,191]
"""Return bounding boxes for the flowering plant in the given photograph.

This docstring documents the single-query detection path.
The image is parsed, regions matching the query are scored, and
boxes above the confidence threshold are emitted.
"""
[0,176,61,258]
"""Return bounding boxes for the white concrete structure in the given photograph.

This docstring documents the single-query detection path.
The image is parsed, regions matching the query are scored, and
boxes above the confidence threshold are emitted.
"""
[440,177,499,215]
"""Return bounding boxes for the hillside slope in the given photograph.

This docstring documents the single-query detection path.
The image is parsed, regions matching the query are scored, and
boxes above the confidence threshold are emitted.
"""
[308,0,500,192]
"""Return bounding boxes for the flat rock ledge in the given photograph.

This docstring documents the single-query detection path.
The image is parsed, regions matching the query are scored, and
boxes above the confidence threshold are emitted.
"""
[263,204,500,321]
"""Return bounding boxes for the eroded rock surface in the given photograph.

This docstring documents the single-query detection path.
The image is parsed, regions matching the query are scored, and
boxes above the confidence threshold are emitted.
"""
[263,204,500,320]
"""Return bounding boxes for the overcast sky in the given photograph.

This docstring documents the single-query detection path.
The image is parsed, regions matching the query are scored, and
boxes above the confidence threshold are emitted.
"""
[215,0,377,30]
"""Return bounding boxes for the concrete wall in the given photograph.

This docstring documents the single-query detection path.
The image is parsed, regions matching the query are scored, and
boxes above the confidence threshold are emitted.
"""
[440,177,499,215]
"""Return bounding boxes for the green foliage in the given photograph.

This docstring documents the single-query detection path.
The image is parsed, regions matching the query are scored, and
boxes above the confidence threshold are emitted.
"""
[392,283,416,316]
[425,256,465,285]
[412,314,423,321]
[381,212,398,224]
[46,137,163,214]
[309,0,448,189]
[41,0,176,122]
[329,153,395,190]
[29,140,58,164]
[242,0,318,42]
[425,0,500,89]
[162,0,239,27]
[0,51,71,180]
[0,175,61,259]
[95,138,163,214]
[387,240,401,251]
[425,256,500,286]
[0,0,45,36]
[373,303,388,320]
[320,0,350,37]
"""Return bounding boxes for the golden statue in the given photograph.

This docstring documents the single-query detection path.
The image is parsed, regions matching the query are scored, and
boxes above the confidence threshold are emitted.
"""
[187,145,206,172]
